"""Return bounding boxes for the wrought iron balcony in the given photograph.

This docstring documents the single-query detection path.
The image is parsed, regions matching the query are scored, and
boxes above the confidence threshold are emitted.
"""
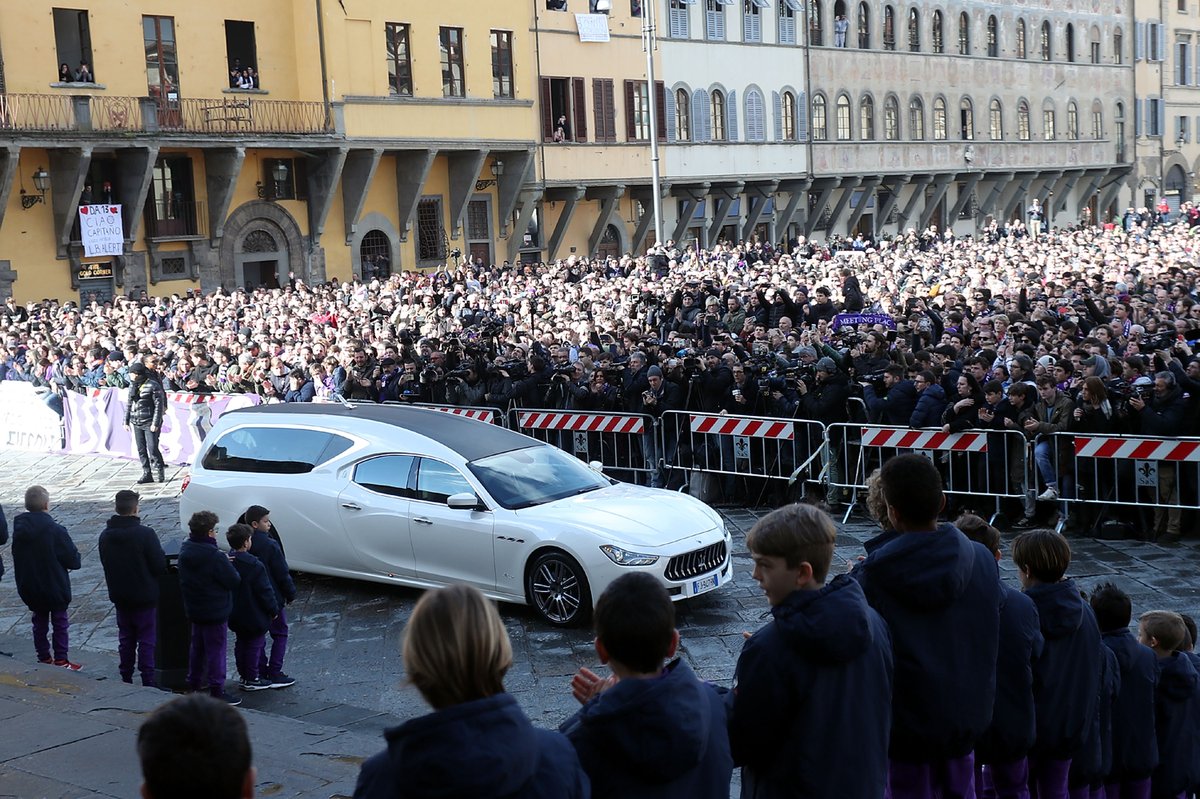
[0,93,332,136]
[145,198,208,239]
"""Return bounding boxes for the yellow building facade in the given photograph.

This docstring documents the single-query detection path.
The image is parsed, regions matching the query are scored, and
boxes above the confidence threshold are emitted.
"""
[0,0,537,302]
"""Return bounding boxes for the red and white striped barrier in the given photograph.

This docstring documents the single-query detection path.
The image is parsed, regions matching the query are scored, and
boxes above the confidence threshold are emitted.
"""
[689,414,795,440]
[1074,436,1200,462]
[167,392,211,404]
[860,427,988,452]
[426,406,496,424]
[517,411,646,434]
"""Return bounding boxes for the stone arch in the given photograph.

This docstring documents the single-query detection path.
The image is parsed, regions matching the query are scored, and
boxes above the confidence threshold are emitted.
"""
[217,200,306,291]
[349,211,401,280]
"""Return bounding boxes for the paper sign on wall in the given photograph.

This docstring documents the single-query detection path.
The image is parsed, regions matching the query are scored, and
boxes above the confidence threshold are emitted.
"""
[78,204,124,258]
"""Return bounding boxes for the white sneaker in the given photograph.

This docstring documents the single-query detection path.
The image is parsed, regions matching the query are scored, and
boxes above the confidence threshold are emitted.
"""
[1037,487,1059,501]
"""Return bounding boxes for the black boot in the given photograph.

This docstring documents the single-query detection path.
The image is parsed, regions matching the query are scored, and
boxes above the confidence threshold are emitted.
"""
[137,472,154,484]
[155,467,165,483]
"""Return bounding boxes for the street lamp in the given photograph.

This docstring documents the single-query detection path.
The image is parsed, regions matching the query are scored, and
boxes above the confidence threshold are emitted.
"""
[20,166,50,210]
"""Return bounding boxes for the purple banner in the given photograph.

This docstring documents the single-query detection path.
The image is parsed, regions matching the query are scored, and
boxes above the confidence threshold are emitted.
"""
[64,388,260,466]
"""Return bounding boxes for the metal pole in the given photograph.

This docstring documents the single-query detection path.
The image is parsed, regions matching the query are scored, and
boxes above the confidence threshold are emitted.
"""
[643,1,664,246]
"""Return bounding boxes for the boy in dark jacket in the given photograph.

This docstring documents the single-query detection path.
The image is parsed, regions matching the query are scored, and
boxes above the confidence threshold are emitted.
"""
[1012,529,1103,799]
[11,485,82,670]
[560,572,732,799]
[731,503,893,799]
[178,510,241,704]
[242,505,296,689]
[226,523,279,692]
[853,454,1001,799]
[1091,583,1158,799]
[98,490,166,686]
[956,514,1044,799]
[1138,611,1200,799]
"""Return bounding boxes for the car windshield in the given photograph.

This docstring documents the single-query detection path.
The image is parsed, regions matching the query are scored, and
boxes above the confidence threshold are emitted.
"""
[469,446,611,510]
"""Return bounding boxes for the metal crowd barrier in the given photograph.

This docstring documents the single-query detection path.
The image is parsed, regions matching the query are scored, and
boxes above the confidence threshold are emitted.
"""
[1049,432,1200,533]
[660,411,828,494]
[826,423,1031,523]
[413,403,501,425]
[508,409,657,476]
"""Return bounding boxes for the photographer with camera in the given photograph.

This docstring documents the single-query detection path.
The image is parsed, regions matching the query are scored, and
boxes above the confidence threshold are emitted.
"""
[620,351,653,413]
[639,365,681,489]
[1128,371,1187,541]
[445,360,487,407]
[338,346,379,402]
[376,358,404,403]
[862,364,918,425]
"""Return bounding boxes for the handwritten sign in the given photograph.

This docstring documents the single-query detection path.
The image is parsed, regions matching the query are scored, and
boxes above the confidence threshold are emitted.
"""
[575,13,611,42]
[78,204,124,258]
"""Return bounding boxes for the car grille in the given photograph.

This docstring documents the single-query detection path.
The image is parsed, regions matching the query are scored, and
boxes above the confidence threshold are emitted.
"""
[665,541,728,582]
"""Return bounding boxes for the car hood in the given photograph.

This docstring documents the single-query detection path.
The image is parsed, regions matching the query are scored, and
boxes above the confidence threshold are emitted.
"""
[516,483,721,548]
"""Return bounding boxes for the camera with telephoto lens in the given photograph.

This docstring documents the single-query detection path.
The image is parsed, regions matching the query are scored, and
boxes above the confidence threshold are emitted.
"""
[1143,331,1178,352]
[550,363,576,381]
[862,370,888,392]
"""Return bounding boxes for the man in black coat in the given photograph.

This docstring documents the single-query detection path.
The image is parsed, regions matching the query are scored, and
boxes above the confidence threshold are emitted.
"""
[125,361,166,484]
[12,485,82,669]
[863,364,919,425]
[243,505,297,688]
[1130,371,1188,541]
[98,490,166,686]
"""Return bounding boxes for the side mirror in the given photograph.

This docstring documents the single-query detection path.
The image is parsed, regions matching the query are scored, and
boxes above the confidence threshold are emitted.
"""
[588,460,605,473]
[447,492,483,511]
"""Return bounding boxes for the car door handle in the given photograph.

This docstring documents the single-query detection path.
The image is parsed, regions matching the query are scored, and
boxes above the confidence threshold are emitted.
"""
[341,503,362,511]
[413,517,433,525]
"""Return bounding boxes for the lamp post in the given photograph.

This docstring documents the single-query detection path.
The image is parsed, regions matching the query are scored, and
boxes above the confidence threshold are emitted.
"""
[641,0,663,246]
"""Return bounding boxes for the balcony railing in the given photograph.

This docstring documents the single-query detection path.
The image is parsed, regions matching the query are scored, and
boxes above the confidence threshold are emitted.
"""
[0,93,77,131]
[153,96,331,134]
[144,198,207,239]
[0,93,331,135]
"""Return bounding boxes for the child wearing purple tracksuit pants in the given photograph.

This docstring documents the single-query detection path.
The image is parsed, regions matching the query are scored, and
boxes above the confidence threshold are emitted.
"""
[178,510,240,704]
[226,523,279,692]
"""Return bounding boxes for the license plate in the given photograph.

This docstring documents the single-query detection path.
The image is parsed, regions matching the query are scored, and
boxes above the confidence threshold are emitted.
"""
[692,573,719,594]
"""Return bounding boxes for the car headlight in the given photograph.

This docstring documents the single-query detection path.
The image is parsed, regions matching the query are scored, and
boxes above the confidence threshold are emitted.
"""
[599,545,660,567]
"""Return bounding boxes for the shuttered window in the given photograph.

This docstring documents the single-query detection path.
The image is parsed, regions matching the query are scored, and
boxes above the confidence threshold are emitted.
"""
[745,88,766,141]
[593,78,617,142]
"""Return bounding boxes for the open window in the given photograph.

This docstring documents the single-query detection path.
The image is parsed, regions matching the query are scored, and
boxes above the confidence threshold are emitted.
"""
[541,76,588,142]
[53,8,95,83]
[224,20,259,89]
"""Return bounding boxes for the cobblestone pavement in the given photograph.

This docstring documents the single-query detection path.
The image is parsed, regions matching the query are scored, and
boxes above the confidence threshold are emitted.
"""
[0,449,1197,735]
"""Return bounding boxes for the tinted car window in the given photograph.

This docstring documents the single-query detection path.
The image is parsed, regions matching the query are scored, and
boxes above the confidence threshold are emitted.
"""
[202,427,352,474]
[414,458,474,504]
[354,455,415,498]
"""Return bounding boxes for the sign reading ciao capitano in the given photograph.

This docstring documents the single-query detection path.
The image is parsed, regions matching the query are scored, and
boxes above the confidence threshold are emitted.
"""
[78,204,124,258]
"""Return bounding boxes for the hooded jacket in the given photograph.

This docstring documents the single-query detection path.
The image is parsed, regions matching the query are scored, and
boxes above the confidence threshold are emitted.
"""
[178,535,240,624]
[353,692,588,799]
[559,658,731,799]
[12,510,81,612]
[1150,651,1200,799]
[228,550,280,636]
[853,523,1001,761]
[976,584,1044,764]
[908,383,948,428]
[1102,628,1159,781]
[1069,643,1120,786]
[1025,579,1102,760]
[730,575,893,798]
[98,514,166,610]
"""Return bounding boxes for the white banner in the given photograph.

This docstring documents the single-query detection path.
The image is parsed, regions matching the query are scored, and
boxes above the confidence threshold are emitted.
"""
[0,382,63,453]
[575,13,611,42]
[78,204,124,257]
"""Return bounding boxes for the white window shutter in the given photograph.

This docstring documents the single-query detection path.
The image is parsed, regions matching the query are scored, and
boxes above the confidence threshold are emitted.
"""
[1135,99,1142,136]
[1136,22,1145,61]
[665,89,677,142]
[727,89,739,140]
[773,91,783,140]
[1157,25,1166,62]
[797,91,808,140]
[1157,98,1166,136]
[692,89,710,142]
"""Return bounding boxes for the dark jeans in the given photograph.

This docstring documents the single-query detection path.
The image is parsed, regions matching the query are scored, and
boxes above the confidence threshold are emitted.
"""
[233,631,267,681]
[259,606,288,678]
[187,621,228,692]
[31,609,70,662]
[116,606,157,686]
[132,425,164,474]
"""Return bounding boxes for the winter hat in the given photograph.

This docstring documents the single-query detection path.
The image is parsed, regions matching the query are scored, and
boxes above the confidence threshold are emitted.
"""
[647,365,663,378]
[815,357,838,373]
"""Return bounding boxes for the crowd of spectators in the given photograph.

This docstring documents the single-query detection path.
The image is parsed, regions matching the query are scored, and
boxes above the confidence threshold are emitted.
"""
[1,211,1198,520]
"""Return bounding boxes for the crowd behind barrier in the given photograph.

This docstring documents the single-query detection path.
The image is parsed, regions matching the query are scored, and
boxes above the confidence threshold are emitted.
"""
[1,208,1199,527]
